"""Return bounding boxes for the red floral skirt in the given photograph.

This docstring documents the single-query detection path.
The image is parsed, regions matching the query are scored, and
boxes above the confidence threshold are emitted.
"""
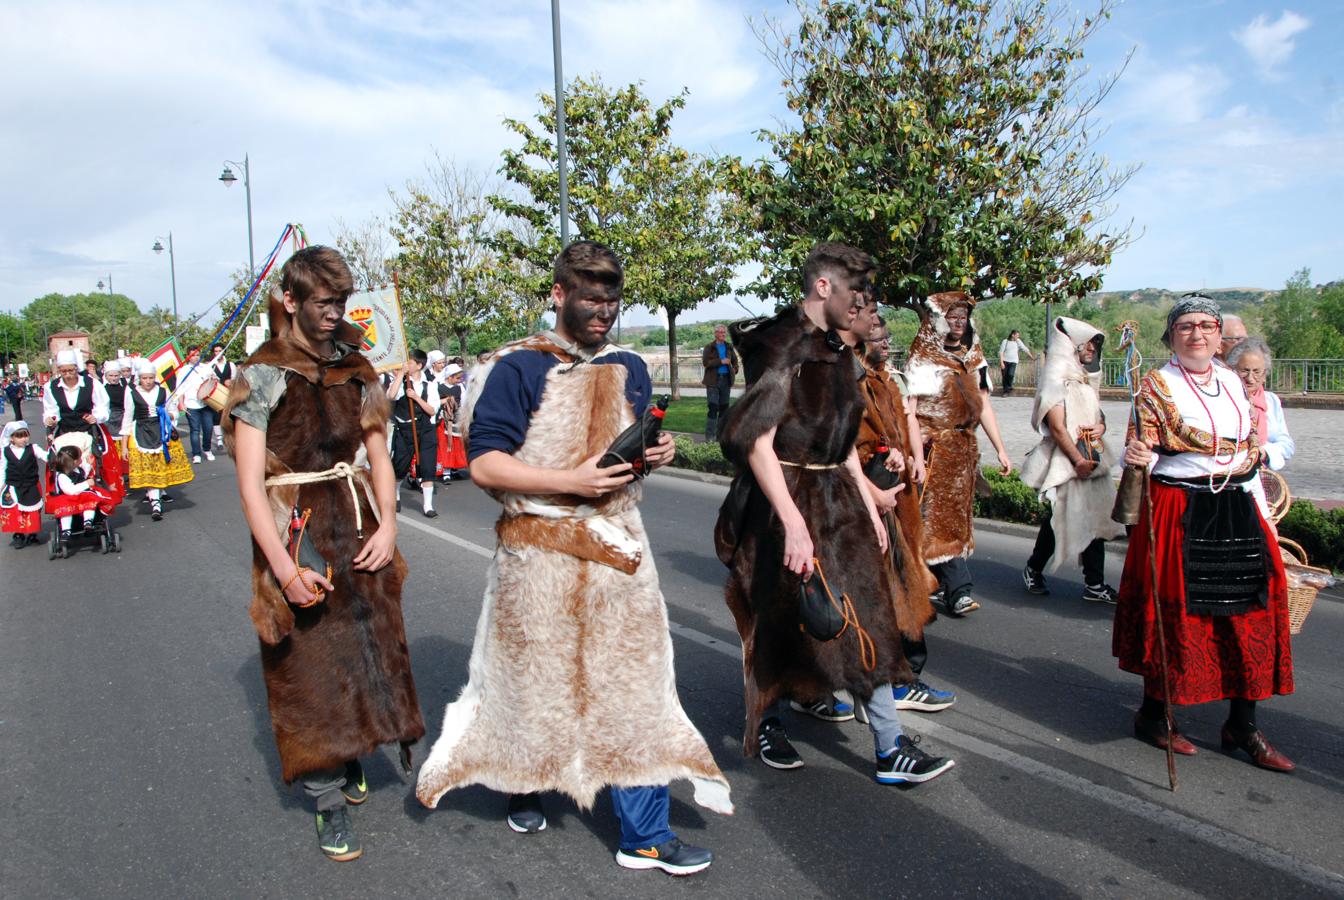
[1113,480,1293,704]
[0,505,40,534]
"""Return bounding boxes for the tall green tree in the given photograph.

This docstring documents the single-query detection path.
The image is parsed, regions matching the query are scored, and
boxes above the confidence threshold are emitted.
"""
[390,156,528,355]
[1263,269,1344,359]
[491,76,747,396]
[736,0,1136,311]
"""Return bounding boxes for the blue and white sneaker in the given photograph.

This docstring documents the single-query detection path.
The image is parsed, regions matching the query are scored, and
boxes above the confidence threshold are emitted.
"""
[892,680,957,712]
[875,735,955,785]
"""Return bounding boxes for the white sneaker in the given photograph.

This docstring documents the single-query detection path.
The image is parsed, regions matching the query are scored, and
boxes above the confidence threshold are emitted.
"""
[205,451,216,461]
[192,455,201,464]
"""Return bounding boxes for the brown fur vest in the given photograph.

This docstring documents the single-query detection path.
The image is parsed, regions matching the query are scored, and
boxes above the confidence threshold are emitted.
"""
[904,292,987,564]
[223,308,424,783]
[855,355,938,630]
[415,334,732,814]
[716,307,913,756]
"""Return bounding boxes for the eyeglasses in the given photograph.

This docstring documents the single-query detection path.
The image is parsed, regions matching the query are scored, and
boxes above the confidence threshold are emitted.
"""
[1172,321,1219,336]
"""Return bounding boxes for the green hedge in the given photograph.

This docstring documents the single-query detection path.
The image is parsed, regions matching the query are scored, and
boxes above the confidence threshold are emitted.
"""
[1278,501,1344,573]
[671,435,735,477]
[974,467,1049,526]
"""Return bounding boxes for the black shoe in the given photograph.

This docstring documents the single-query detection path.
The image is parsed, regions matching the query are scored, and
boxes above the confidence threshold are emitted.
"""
[163,492,175,503]
[341,760,368,805]
[506,793,546,834]
[758,717,804,770]
[150,501,162,521]
[615,838,713,876]
[10,534,22,548]
[875,734,955,784]
[1022,564,1049,595]
[789,698,855,723]
[315,805,362,861]
[1083,583,1118,604]
[422,508,439,519]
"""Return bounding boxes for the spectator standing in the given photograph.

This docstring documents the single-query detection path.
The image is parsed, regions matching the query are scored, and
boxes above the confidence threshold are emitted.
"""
[1216,314,1248,364]
[175,346,217,463]
[997,329,1036,395]
[700,324,739,440]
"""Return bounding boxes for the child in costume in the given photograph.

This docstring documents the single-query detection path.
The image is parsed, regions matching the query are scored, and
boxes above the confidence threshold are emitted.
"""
[1,422,44,547]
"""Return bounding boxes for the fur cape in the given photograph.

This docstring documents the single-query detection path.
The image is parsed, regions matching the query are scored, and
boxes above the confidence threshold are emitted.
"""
[855,353,939,625]
[415,332,732,815]
[904,292,987,565]
[715,307,913,756]
[223,300,424,783]
[1020,317,1125,572]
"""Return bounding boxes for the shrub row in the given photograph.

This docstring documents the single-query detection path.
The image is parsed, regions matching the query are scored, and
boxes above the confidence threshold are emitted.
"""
[664,447,1342,572]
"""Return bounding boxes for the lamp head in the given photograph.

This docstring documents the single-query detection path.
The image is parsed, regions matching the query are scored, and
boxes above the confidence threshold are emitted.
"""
[219,166,238,186]
[151,240,164,254]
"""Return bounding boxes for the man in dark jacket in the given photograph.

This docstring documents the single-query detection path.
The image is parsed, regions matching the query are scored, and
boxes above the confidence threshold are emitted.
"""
[700,324,739,440]
[3,379,24,422]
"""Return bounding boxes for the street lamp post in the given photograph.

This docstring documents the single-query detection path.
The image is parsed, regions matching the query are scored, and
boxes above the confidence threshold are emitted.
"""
[152,234,178,320]
[550,1,570,249]
[97,276,114,355]
[219,155,256,283]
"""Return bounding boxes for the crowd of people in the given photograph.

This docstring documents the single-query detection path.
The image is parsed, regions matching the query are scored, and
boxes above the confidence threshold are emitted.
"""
[202,241,1300,875]
[7,241,1299,874]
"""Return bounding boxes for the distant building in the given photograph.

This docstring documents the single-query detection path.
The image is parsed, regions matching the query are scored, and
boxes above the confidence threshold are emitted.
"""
[47,330,91,364]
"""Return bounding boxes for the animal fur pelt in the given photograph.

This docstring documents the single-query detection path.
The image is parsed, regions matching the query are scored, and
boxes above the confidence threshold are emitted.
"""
[415,333,732,815]
[904,291,987,565]
[222,300,424,784]
[855,352,938,631]
[715,307,913,756]
[1020,317,1125,572]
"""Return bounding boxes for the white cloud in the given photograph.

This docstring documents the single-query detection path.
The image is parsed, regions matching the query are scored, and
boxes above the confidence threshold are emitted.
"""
[1233,10,1310,78]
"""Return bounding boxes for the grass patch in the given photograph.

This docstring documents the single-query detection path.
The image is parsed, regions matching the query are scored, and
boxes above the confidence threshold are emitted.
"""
[659,396,735,435]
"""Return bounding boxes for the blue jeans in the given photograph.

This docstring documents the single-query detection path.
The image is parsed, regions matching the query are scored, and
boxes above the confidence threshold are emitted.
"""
[611,785,676,850]
[185,406,212,458]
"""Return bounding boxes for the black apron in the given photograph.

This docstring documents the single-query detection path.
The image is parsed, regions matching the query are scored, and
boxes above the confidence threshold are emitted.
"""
[130,386,167,451]
[52,377,95,438]
[3,446,40,506]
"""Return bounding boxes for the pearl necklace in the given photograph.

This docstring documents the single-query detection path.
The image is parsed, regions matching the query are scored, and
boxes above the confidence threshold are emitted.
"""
[1176,361,1242,493]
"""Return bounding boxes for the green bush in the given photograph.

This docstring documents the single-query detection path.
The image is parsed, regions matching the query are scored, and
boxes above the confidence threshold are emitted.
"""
[671,435,735,477]
[1278,500,1344,573]
[974,466,1049,525]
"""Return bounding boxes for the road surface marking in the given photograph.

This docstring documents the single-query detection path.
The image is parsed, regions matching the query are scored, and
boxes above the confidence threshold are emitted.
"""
[398,511,1344,893]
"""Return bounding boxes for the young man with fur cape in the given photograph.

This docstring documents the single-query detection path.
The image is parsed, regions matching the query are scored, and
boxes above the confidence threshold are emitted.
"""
[225,246,424,862]
[714,242,954,784]
[415,241,731,877]
[904,292,1013,616]
[1020,316,1125,602]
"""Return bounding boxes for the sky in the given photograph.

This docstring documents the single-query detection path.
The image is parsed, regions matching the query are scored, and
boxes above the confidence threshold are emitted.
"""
[1,0,1340,332]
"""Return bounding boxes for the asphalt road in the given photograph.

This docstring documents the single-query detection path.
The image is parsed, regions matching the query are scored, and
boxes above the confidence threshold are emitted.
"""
[2,441,1343,899]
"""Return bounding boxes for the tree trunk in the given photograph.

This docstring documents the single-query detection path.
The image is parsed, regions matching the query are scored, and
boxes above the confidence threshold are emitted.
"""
[456,329,467,358]
[667,309,680,401]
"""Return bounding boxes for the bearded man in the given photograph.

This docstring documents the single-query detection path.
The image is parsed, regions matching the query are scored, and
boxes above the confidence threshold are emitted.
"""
[416,240,730,877]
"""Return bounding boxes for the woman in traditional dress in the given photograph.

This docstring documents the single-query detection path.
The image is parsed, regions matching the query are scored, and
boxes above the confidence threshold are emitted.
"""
[1116,296,1294,772]
[120,360,193,521]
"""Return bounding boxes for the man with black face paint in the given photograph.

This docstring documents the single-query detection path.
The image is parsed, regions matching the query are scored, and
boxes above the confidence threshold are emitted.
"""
[417,241,731,876]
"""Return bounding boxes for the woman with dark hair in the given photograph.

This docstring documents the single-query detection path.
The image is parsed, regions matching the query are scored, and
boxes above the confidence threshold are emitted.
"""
[1116,296,1294,772]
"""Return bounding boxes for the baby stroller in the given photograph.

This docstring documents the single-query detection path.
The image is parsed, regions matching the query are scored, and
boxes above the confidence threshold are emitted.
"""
[45,428,125,558]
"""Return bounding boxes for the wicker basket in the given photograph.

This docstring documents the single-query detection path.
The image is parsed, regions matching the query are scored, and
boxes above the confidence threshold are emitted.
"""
[1278,537,1329,635]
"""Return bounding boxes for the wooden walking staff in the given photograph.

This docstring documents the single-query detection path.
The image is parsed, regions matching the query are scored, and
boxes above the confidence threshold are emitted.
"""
[1111,321,1178,792]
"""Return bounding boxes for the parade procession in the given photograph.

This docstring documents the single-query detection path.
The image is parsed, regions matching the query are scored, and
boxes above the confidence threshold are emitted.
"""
[4,1,1343,897]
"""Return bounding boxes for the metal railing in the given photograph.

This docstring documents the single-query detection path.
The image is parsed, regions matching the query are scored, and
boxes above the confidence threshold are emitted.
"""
[643,350,1344,395]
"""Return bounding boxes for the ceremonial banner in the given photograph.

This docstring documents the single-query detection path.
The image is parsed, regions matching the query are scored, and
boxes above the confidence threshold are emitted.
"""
[345,284,408,374]
[146,338,184,391]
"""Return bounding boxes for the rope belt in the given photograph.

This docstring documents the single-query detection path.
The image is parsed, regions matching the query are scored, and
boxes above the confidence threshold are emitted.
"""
[778,460,843,470]
[265,461,371,538]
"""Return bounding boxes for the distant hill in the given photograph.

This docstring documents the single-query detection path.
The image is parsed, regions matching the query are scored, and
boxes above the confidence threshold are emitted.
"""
[1086,287,1278,312]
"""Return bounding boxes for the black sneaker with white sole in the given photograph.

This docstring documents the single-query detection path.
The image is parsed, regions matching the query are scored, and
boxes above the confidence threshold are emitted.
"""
[341,759,368,805]
[615,838,713,875]
[875,734,955,784]
[758,717,804,769]
[1022,564,1049,595]
[789,698,855,723]
[506,792,547,833]
[1083,583,1118,604]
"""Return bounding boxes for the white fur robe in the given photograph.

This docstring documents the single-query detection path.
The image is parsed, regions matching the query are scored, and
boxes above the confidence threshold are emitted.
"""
[416,334,732,814]
[1020,317,1125,572]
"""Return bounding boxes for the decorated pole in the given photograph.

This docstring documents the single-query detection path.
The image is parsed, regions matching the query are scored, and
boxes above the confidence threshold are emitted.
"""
[1111,321,1178,792]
